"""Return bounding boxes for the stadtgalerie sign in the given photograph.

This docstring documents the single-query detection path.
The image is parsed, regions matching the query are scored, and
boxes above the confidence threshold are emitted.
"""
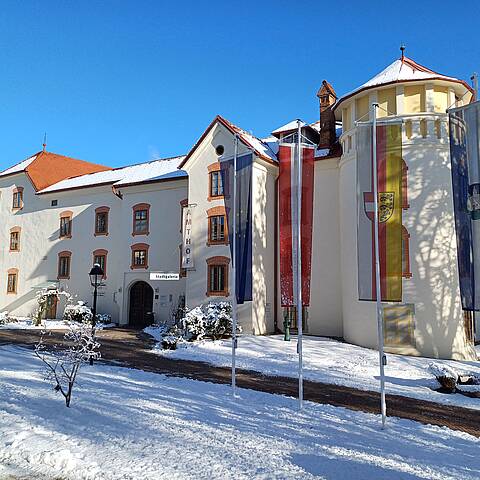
[181,206,194,269]
[150,272,180,281]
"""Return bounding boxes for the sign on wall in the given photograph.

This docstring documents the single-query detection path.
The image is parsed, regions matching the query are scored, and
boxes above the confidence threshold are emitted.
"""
[150,272,180,281]
[181,205,194,269]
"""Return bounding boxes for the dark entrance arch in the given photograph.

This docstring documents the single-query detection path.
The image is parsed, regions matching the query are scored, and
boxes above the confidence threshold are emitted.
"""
[129,281,154,328]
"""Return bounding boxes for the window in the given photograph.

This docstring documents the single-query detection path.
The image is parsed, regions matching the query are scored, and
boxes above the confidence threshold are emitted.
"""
[93,249,108,278]
[9,227,21,252]
[206,256,230,296]
[10,232,19,251]
[59,211,73,238]
[58,251,71,279]
[95,206,110,236]
[210,171,223,198]
[207,206,228,245]
[209,216,226,243]
[7,269,18,294]
[51,200,58,207]
[132,203,150,235]
[402,226,412,278]
[131,243,149,269]
[12,187,23,210]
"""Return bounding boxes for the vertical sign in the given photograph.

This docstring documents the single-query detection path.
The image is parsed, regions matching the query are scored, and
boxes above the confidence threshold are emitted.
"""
[181,206,194,269]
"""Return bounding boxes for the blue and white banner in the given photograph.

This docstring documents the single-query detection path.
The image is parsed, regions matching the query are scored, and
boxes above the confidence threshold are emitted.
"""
[449,101,480,311]
[220,153,253,304]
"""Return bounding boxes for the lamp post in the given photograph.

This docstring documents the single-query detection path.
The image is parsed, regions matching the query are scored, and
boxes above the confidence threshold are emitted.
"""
[89,263,104,365]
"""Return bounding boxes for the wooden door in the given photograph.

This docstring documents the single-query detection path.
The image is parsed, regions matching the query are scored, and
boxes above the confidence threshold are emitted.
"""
[129,281,154,328]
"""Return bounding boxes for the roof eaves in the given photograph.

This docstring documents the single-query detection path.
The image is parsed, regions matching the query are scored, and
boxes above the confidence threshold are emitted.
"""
[333,76,474,112]
[36,180,118,195]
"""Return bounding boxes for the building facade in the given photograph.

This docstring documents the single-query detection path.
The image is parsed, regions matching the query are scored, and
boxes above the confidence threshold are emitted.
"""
[0,55,477,360]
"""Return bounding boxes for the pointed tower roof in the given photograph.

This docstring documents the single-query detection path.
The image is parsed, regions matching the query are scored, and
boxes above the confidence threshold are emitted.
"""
[334,55,473,111]
[0,150,111,191]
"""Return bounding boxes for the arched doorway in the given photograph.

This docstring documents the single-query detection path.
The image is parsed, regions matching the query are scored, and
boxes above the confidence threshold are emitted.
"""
[129,281,154,328]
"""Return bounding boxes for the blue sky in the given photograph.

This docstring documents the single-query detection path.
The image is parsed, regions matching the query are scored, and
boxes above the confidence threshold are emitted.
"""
[1,0,479,170]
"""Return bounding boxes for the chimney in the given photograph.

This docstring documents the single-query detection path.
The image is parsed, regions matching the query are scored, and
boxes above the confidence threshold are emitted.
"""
[316,80,337,147]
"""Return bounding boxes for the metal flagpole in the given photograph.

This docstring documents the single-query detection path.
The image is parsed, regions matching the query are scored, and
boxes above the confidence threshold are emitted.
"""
[372,103,387,427]
[295,120,304,410]
[231,134,238,397]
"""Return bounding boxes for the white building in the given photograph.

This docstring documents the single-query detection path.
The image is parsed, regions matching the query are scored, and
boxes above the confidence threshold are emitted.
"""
[0,54,477,360]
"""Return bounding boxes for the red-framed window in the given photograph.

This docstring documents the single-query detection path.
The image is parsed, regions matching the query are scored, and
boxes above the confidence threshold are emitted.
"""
[58,251,72,279]
[206,256,230,296]
[131,243,149,269]
[59,211,73,238]
[132,203,150,236]
[95,206,110,236]
[93,249,108,278]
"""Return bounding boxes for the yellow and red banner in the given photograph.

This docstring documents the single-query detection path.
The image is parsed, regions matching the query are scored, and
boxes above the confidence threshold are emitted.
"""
[357,122,403,302]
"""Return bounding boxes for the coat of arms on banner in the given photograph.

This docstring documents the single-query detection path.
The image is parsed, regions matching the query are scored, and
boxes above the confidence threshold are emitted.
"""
[363,192,395,223]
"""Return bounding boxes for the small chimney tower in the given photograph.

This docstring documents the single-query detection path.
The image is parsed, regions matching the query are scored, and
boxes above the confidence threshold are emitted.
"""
[316,80,337,147]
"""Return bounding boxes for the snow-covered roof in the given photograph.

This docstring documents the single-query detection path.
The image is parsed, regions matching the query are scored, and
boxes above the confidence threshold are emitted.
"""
[335,56,473,110]
[261,136,279,156]
[0,154,37,177]
[179,115,278,168]
[38,156,187,194]
[221,117,277,162]
[271,120,306,135]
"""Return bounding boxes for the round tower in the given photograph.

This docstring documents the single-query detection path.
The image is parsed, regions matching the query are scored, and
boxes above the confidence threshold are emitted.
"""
[333,53,475,360]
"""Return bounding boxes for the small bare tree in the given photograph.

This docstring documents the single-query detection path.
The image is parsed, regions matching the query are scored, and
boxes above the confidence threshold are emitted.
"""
[35,322,100,407]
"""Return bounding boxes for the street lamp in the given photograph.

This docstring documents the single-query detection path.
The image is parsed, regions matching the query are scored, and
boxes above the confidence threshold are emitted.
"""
[88,263,104,365]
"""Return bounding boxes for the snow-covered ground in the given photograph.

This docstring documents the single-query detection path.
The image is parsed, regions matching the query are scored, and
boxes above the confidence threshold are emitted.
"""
[0,318,116,330]
[0,345,478,480]
[151,334,480,410]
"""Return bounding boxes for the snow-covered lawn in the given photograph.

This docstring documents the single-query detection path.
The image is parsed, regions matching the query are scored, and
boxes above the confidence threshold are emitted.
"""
[0,346,478,480]
[0,318,116,330]
[151,334,480,410]
[0,318,69,330]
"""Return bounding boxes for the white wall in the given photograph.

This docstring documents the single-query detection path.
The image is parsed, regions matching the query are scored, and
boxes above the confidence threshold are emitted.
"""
[0,174,187,325]
[183,122,277,334]
[307,158,343,337]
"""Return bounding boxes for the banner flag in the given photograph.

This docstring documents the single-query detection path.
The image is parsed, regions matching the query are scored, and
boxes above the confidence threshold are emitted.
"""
[279,143,315,307]
[449,101,480,311]
[220,153,253,304]
[181,206,194,269]
[357,122,403,302]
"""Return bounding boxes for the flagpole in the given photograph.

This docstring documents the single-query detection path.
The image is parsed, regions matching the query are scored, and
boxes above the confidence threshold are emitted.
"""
[231,134,238,397]
[296,120,304,410]
[372,102,387,427]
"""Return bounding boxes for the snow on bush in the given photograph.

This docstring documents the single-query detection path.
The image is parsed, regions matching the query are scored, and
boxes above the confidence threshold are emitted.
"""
[63,301,93,324]
[95,313,112,324]
[181,302,238,341]
[429,362,459,392]
[428,363,459,382]
[0,311,10,325]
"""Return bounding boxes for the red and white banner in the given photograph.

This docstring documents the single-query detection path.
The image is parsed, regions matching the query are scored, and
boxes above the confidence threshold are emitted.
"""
[279,143,315,306]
